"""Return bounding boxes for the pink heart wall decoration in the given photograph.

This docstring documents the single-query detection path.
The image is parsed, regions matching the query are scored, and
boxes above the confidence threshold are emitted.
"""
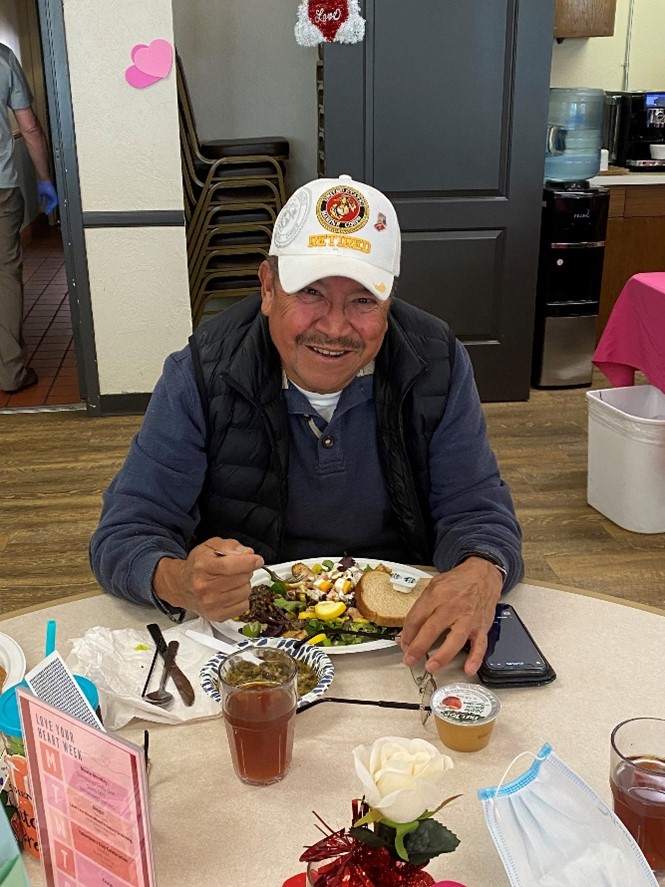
[132,39,173,78]
[125,39,173,89]
[125,65,161,89]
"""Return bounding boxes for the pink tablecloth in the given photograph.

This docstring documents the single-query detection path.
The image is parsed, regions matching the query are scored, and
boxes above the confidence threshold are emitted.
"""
[593,272,665,391]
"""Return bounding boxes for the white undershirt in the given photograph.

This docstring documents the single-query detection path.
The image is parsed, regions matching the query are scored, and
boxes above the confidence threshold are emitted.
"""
[289,383,341,422]
[282,360,375,423]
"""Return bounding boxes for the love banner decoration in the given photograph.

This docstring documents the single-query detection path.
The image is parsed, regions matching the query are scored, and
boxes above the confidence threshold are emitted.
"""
[295,0,365,46]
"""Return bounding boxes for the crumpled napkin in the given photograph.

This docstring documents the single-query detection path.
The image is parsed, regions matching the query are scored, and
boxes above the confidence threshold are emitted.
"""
[65,617,223,731]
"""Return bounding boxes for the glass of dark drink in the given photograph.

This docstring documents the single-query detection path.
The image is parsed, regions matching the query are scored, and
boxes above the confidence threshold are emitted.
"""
[610,717,665,875]
[218,647,298,785]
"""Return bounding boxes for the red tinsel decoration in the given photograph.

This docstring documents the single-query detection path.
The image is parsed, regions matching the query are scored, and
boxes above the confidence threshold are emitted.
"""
[301,802,435,887]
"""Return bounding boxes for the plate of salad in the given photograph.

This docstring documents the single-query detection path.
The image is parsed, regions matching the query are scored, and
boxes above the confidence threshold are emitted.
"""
[209,556,432,654]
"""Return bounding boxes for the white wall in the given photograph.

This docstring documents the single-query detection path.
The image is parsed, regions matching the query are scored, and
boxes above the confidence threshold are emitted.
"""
[172,0,318,190]
[62,0,192,394]
[63,1,185,212]
[85,228,190,392]
[551,0,665,90]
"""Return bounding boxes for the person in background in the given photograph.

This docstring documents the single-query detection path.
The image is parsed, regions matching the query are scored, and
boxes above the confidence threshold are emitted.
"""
[0,42,58,393]
[90,174,523,675]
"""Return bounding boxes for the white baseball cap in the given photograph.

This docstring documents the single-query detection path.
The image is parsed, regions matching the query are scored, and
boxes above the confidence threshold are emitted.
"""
[269,174,401,300]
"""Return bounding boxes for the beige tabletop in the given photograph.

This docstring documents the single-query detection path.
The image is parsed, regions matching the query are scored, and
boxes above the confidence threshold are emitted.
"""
[2,581,664,886]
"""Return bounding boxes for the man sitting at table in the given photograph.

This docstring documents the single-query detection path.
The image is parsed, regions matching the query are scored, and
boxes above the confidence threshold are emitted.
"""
[90,174,523,675]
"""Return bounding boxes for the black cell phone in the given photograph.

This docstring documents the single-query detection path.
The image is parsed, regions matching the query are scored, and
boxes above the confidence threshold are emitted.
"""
[478,603,556,687]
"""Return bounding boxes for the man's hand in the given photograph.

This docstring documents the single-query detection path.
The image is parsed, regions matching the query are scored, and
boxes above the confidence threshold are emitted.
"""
[399,557,502,675]
[153,537,264,621]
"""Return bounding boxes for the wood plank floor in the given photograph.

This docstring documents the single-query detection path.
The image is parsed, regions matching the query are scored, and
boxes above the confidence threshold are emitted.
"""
[1,371,663,615]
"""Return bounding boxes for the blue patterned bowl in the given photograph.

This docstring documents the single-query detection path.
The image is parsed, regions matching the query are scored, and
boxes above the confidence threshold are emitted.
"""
[199,637,334,711]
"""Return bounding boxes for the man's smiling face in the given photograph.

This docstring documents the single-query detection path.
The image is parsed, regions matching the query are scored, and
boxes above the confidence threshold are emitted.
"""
[259,260,390,394]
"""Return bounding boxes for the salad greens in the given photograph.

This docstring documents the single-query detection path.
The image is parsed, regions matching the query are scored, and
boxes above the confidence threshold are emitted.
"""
[235,558,395,647]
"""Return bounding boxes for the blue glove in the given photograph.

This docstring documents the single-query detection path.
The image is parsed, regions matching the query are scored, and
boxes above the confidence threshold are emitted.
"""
[37,180,59,214]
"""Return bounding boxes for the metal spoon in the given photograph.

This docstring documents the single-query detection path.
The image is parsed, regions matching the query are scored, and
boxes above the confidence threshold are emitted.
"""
[144,640,178,707]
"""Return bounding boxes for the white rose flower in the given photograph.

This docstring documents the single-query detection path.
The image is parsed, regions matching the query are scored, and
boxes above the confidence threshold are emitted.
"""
[352,736,454,824]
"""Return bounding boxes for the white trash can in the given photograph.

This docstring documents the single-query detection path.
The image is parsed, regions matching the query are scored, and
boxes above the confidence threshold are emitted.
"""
[586,385,665,533]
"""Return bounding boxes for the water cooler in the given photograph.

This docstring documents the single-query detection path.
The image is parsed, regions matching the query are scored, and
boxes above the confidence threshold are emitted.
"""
[532,88,610,388]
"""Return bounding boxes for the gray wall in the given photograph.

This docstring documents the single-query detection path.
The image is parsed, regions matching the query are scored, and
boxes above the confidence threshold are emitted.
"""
[172,0,318,191]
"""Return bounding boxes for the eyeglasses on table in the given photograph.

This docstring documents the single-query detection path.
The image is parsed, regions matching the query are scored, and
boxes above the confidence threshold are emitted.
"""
[297,664,437,727]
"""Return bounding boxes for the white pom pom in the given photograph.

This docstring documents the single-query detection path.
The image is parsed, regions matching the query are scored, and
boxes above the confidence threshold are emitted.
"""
[294,1,324,47]
[334,0,365,44]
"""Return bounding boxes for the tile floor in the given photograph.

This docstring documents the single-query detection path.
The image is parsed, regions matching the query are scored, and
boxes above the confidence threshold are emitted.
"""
[0,225,82,410]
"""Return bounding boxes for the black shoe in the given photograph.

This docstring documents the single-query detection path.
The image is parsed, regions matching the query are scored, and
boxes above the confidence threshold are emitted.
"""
[2,367,39,394]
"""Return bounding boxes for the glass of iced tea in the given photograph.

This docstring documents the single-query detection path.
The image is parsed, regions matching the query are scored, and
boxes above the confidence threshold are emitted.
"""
[218,647,298,786]
[610,717,665,874]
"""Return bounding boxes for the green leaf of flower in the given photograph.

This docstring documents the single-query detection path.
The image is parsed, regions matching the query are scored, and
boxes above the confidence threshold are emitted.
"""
[348,826,392,850]
[392,819,421,861]
[374,816,422,861]
[403,819,461,865]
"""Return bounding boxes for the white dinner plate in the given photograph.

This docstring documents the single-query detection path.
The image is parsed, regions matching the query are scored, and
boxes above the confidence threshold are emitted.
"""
[0,631,27,691]
[210,557,432,655]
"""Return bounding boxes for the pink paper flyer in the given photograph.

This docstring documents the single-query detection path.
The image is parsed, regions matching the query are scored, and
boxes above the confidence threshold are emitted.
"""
[16,689,156,887]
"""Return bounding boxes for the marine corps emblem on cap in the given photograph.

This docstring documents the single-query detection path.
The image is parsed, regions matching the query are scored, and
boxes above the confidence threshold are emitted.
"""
[316,185,369,234]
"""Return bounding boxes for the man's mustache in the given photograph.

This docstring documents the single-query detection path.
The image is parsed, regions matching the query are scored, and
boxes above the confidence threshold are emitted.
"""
[296,334,363,351]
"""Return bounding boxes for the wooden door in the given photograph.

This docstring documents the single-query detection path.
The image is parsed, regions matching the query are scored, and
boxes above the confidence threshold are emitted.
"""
[322,0,555,400]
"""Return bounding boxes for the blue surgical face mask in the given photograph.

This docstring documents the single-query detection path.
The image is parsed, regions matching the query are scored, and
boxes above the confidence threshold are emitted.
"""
[478,743,658,887]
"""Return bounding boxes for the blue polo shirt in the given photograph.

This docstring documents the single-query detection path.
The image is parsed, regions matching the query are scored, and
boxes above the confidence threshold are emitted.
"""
[281,375,411,562]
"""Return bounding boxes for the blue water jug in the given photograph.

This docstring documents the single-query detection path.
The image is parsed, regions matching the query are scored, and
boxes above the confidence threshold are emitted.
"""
[544,88,605,182]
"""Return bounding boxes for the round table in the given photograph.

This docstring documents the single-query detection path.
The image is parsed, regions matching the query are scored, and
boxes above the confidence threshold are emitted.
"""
[2,581,664,886]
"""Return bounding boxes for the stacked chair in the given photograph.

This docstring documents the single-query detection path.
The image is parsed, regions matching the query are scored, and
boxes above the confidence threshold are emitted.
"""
[176,54,289,326]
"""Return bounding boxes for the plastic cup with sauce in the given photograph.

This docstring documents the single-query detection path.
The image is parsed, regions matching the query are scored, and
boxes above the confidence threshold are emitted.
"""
[431,683,501,752]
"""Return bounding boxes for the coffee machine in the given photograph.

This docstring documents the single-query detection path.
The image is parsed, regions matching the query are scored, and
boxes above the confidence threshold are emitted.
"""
[603,91,665,169]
